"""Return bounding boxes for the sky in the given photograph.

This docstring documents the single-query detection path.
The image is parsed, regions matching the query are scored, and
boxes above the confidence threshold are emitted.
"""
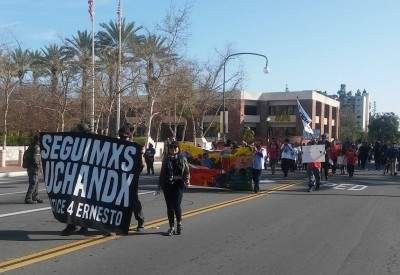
[0,0,399,114]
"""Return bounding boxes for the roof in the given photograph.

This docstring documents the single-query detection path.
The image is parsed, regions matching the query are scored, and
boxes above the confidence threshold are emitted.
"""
[242,90,340,107]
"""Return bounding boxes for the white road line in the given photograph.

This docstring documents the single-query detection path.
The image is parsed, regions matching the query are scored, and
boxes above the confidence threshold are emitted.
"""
[0,207,51,218]
[0,191,156,218]
[0,188,46,197]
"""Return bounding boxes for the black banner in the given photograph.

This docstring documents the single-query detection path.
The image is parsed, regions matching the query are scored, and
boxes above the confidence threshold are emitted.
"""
[40,132,142,234]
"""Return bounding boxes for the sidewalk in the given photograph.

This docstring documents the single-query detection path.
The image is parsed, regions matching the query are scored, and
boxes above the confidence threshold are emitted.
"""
[0,164,27,178]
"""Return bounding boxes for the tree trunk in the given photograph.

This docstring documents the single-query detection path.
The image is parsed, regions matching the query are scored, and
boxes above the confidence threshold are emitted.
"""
[146,98,155,145]
[181,119,187,142]
[156,120,162,143]
[3,94,9,150]
[191,114,196,143]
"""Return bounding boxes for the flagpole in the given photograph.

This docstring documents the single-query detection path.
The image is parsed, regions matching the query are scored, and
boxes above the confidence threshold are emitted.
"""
[116,0,122,134]
[90,2,95,132]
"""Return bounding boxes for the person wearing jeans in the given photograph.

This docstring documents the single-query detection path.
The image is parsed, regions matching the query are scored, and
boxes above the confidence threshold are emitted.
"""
[252,144,264,193]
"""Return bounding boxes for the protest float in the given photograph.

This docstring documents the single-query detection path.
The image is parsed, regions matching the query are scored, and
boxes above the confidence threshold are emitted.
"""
[179,142,253,191]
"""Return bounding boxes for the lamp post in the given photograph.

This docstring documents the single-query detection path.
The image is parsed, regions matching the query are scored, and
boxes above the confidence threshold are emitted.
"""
[222,52,269,142]
[266,116,271,141]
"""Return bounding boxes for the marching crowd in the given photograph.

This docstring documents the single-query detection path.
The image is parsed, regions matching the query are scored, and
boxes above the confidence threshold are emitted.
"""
[20,122,400,235]
[251,135,400,193]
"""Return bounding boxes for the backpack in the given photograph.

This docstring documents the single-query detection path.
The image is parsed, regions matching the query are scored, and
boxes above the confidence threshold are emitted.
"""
[22,146,34,169]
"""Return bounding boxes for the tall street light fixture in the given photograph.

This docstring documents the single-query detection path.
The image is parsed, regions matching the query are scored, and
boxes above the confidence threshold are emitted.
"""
[221,52,269,141]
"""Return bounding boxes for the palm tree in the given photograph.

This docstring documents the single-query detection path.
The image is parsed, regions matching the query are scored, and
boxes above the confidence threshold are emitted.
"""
[96,19,143,135]
[11,47,31,84]
[40,44,68,95]
[29,50,44,85]
[39,44,71,131]
[135,33,176,144]
[63,30,92,122]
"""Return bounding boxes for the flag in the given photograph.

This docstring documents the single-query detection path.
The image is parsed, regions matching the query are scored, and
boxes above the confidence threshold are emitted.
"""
[297,99,314,135]
[88,0,94,21]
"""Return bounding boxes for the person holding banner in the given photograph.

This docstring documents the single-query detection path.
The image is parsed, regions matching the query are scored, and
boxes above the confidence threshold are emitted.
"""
[119,126,145,232]
[306,140,321,192]
[158,141,190,236]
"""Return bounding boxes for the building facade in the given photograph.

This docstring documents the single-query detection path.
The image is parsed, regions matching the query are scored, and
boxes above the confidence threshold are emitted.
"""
[337,84,370,132]
[218,90,341,141]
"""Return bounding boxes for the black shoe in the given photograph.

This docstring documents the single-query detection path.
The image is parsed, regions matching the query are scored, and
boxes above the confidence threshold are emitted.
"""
[166,228,175,236]
[61,224,76,236]
[176,224,182,235]
[34,198,43,203]
[25,199,36,204]
[315,184,320,190]
[78,227,89,235]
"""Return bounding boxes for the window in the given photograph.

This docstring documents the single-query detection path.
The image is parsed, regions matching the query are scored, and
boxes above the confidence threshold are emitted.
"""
[244,105,258,115]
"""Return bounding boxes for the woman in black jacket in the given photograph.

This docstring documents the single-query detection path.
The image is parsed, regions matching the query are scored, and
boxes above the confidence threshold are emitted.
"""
[158,141,190,236]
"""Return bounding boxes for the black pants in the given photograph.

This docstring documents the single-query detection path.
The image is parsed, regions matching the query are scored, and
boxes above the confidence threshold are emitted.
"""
[347,164,355,177]
[146,159,154,175]
[361,157,368,169]
[281,158,291,177]
[252,168,262,192]
[163,184,184,228]
[321,162,329,180]
[132,184,144,226]
[25,169,39,201]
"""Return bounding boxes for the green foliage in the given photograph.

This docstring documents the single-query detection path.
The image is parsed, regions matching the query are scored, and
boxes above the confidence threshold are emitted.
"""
[0,134,32,146]
[241,127,255,143]
[340,107,366,142]
[368,112,400,142]
[132,136,146,145]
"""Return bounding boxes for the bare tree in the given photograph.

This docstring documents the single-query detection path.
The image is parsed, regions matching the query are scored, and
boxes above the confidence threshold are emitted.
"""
[0,50,19,148]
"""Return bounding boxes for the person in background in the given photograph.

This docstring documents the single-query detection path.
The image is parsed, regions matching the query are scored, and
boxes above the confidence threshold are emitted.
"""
[358,142,370,170]
[252,144,264,193]
[158,142,190,236]
[24,135,43,204]
[268,138,279,175]
[200,151,213,168]
[319,134,331,181]
[144,143,156,175]
[387,144,398,176]
[307,140,321,192]
[280,138,294,177]
[345,147,358,178]
[261,145,268,171]
[373,141,383,170]
[337,150,346,175]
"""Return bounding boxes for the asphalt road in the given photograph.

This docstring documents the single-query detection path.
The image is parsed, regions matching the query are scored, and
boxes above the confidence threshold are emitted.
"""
[1,167,400,275]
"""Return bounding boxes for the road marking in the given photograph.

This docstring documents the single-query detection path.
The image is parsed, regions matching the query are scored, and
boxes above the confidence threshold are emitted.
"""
[260,180,275,183]
[0,207,51,218]
[0,189,46,197]
[0,191,156,219]
[0,183,298,273]
[348,185,367,191]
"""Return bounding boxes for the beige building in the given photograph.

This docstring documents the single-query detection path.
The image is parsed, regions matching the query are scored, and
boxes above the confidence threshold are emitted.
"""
[220,90,341,141]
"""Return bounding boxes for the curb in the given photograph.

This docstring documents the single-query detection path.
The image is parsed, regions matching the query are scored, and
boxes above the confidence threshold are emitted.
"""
[0,171,27,178]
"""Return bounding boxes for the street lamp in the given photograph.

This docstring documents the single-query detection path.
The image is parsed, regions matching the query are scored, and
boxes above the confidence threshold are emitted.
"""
[221,52,269,142]
[266,116,271,141]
